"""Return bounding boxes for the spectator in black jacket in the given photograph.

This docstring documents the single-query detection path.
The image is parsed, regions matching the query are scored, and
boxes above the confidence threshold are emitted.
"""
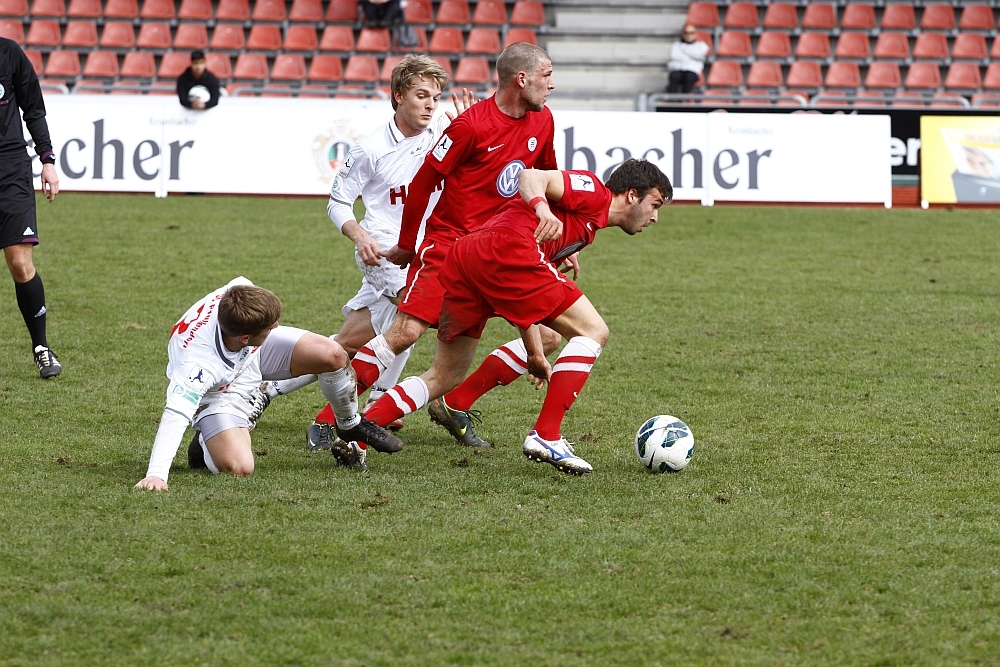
[176,51,220,110]
[0,37,62,378]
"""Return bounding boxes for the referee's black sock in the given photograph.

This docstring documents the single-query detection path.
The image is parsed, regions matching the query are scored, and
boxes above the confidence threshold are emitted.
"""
[14,272,48,350]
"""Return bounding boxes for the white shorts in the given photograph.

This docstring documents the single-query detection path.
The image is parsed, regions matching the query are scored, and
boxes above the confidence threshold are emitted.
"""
[194,325,307,426]
[343,279,402,336]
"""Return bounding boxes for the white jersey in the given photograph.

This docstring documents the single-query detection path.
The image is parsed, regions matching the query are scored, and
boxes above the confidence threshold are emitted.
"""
[164,276,264,423]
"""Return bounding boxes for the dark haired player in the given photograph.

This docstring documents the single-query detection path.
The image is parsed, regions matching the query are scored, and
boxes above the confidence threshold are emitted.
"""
[364,160,673,475]
[0,37,62,378]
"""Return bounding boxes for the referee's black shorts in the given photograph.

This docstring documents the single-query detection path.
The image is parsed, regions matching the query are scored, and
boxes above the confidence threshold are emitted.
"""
[0,152,39,249]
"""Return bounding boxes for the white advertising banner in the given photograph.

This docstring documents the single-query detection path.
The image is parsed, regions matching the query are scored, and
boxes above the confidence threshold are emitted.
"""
[28,97,891,206]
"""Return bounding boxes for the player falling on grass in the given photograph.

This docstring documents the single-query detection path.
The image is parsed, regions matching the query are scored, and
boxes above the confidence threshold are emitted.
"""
[133,278,401,490]
[364,160,672,474]
[307,42,569,453]
[248,56,475,465]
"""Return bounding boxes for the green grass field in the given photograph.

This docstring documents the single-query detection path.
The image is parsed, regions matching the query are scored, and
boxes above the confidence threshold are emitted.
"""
[2,194,1000,666]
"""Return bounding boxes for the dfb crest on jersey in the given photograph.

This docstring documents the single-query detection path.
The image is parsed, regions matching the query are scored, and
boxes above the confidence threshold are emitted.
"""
[311,121,364,184]
[497,160,526,197]
[569,173,596,192]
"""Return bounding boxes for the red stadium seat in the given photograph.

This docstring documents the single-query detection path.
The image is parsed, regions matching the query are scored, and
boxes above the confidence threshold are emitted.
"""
[109,78,140,94]
[319,25,353,51]
[397,26,427,51]
[972,92,1000,107]
[308,54,342,81]
[252,0,283,20]
[103,0,136,17]
[429,27,463,53]
[465,28,500,54]
[284,25,317,51]
[724,2,758,29]
[985,63,1000,89]
[881,4,915,31]
[686,2,718,28]
[83,50,118,77]
[890,90,926,107]
[403,0,431,24]
[504,27,536,48]
[74,77,110,93]
[436,0,469,24]
[796,32,830,59]
[855,90,887,107]
[930,92,967,108]
[473,0,505,25]
[801,3,835,30]
[695,30,712,55]
[952,34,987,61]
[101,21,135,48]
[840,4,875,30]
[325,0,355,22]
[344,54,379,82]
[158,51,189,77]
[0,0,27,16]
[140,0,173,19]
[746,60,782,87]
[288,0,321,22]
[356,27,390,51]
[763,3,797,30]
[271,53,305,80]
[865,61,901,88]
[945,62,981,90]
[825,61,860,88]
[717,30,751,58]
[454,55,489,84]
[992,38,1000,60]
[509,0,543,26]
[0,18,24,41]
[430,54,452,78]
[121,50,155,77]
[706,60,742,87]
[905,62,941,89]
[67,0,98,17]
[206,52,231,78]
[912,33,948,60]
[173,23,207,48]
[873,32,909,60]
[177,0,211,19]
[214,0,248,20]
[233,52,267,79]
[379,54,402,81]
[960,4,994,31]
[23,48,42,72]
[785,60,822,88]
[835,32,869,60]
[31,0,64,17]
[63,20,98,47]
[137,22,170,49]
[246,24,281,50]
[756,31,790,58]
[920,4,954,31]
[210,24,244,50]
[26,20,60,47]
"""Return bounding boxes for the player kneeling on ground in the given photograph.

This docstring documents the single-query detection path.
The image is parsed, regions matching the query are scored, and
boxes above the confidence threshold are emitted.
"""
[364,159,672,474]
[134,278,401,491]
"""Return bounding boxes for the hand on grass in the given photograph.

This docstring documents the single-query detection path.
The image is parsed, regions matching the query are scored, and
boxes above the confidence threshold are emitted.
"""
[134,476,169,491]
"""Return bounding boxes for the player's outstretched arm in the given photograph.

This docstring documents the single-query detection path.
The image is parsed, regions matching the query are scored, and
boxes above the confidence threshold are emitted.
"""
[398,160,445,256]
[519,169,566,243]
[445,88,478,121]
[341,220,381,266]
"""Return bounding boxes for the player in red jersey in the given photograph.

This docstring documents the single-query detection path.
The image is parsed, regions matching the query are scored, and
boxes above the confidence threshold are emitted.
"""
[363,159,673,474]
[308,42,567,451]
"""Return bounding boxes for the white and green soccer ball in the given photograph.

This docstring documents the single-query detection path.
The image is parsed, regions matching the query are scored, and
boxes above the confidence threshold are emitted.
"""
[635,415,694,473]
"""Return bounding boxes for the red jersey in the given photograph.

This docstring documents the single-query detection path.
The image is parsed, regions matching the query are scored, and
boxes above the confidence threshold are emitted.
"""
[398,96,557,250]
[485,170,611,264]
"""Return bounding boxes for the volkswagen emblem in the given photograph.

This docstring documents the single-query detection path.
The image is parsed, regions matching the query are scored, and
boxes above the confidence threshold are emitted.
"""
[496,160,526,197]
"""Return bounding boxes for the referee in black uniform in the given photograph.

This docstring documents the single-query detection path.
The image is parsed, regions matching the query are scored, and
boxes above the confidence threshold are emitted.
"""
[1,37,61,378]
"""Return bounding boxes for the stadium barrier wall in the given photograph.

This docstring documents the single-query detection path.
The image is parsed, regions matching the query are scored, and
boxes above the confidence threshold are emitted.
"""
[26,97,892,206]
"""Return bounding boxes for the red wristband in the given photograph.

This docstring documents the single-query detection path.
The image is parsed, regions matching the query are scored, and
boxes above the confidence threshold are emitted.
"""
[528,196,547,210]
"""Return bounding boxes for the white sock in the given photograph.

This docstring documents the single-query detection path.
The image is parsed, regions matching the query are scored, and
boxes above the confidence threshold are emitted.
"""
[319,366,361,430]
[270,374,316,396]
[491,338,529,374]
[386,376,430,418]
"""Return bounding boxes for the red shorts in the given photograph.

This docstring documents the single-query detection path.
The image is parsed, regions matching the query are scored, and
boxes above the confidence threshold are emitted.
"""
[397,237,454,327]
[437,228,583,344]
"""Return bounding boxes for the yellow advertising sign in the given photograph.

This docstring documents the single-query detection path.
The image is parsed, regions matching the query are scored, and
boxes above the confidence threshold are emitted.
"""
[921,116,1000,205]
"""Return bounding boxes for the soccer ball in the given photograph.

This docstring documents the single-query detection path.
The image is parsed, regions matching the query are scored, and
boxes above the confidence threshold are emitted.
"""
[188,85,211,104]
[635,415,694,473]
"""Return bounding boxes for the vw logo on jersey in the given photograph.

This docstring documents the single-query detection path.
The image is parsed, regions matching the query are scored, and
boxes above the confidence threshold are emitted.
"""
[528,137,537,152]
[497,160,526,197]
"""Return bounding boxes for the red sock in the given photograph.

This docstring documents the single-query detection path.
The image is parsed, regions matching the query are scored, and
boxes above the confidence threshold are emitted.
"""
[533,338,601,440]
[366,377,429,427]
[314,403,335,424]
[352,344,384,394]
[446,349,523,411]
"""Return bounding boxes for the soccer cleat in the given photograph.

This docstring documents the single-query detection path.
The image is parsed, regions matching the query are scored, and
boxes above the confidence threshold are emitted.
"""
[522,430,593,476]
[187,431,207,469]
[307,421,335,451]
[246,381,279,430]
[330,439,367,470]
[364,397,403,431]
[336,416,404,454]
[34,345,61,379]
[427,398,490,448]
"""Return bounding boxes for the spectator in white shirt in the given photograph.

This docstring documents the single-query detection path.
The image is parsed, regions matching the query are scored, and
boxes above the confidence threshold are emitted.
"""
[667,24,710,94]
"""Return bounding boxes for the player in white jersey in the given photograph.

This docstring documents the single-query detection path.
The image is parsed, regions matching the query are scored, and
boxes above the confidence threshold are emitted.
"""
[133,278,402,491]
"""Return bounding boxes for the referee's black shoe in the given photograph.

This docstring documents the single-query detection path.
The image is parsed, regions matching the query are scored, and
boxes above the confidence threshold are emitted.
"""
[33,345,61,379]
[188,431,208,469]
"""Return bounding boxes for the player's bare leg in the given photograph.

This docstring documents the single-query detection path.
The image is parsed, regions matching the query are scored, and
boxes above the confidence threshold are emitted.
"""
[202,427,255,477]
[335,307,377,356]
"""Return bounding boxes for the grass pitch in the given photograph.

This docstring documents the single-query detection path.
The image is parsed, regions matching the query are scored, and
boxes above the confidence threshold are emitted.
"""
[2,194,1000,666]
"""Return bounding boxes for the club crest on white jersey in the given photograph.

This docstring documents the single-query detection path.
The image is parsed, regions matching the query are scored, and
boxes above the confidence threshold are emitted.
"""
[497,160,526,197]
[570,173,595,192]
